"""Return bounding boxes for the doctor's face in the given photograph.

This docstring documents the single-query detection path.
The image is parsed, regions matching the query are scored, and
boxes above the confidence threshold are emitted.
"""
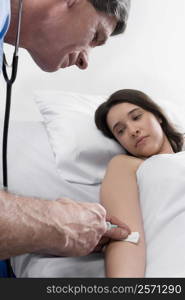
[107,102,173,159]
[27,0,117,72]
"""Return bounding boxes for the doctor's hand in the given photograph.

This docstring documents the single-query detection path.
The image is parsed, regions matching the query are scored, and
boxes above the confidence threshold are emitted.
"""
[43,198,112,257]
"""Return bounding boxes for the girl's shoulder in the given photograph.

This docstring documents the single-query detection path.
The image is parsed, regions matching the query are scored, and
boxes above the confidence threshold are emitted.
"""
[108,154,144,172]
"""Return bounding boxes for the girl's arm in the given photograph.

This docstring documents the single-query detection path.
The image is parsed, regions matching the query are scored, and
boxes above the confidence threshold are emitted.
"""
[101,155,146,277]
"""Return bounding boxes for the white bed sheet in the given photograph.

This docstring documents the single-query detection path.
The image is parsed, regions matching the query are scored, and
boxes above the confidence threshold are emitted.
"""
[0,120,105,277]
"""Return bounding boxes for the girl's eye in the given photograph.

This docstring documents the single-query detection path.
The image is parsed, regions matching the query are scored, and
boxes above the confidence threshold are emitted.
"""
[117,128,125,136]
[133,114,142,120]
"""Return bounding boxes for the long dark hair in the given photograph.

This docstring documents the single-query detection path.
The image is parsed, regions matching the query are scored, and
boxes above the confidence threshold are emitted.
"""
[95,89,184,153]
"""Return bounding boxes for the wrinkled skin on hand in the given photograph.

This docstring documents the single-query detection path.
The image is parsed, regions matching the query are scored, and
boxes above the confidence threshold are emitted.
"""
[46,198,107,256]
[47,198,131,256]
[0,192,130,259]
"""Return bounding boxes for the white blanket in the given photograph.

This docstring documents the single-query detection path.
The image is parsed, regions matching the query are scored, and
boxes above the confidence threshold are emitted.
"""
[136,151,185,277]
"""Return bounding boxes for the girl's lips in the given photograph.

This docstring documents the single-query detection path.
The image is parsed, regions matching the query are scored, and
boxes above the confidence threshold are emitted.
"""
[136,136,149,147]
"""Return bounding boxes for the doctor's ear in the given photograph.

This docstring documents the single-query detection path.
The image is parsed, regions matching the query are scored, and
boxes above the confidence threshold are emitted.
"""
[66,0,80,8]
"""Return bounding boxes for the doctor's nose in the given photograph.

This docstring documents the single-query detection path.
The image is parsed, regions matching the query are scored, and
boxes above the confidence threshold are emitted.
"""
[76,51,89,70]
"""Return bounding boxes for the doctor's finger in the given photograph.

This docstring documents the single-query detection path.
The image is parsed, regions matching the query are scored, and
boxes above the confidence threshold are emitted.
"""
[106,215,131,233]
[104,226,130,240]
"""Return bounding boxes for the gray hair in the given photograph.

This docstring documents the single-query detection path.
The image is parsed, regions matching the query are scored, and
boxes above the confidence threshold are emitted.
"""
[88,0,131,35]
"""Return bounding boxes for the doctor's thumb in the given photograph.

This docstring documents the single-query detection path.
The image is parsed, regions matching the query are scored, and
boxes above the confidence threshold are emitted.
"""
[104,215,131,240]
[104,226,130,240]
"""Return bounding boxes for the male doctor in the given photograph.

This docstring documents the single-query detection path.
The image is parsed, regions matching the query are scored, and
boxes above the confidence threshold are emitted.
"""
[0,0,131,275]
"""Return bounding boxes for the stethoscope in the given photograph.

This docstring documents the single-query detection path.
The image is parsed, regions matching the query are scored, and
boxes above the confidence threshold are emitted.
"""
[2,0,23,189]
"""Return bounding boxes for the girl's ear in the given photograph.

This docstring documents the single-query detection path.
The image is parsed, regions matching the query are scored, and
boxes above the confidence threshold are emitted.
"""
[157,116,162,124]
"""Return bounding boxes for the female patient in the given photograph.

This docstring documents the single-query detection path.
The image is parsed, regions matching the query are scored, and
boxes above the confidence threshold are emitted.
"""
[95,89,184,277]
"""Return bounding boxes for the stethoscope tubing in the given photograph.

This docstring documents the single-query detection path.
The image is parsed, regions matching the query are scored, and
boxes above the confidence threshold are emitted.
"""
[2,0,23,189]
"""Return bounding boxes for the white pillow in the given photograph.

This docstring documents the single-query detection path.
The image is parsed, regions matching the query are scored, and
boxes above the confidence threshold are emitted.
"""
[34,91,125,184]
[34,90,185,184]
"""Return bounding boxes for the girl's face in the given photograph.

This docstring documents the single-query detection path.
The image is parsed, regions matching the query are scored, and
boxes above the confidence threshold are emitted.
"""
[107,102,174,159]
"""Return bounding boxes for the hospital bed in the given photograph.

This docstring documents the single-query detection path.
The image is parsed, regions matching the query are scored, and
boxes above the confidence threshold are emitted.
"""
[0,90,185,277]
